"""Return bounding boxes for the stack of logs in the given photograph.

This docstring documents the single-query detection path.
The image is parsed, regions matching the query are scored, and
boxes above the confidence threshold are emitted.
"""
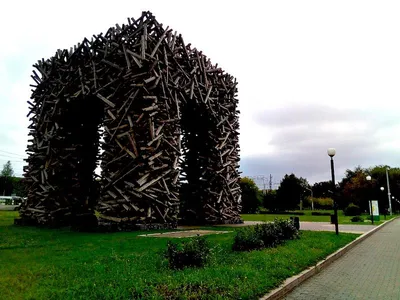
[19,11,241,229]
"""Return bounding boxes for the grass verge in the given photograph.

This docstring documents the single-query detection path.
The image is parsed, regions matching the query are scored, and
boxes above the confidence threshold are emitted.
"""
[1,211,358,299]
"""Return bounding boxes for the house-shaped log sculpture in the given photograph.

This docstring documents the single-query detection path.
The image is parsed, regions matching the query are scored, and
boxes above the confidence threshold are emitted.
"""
[19,11,241,230]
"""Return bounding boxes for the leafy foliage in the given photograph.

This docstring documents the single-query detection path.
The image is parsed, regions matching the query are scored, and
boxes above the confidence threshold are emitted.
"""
[164,237,212,269]
[311,211,331,216]
[262,190,277,210]
[1,161,14,177]
[0,176,13,196]
[232,226,265,251]
[350,216,364,222]
[232,219,299,251]
[259,210,305,215]
[337,165,400,213]
[11,177,27,197]
[0,161,26,197]
[303,197,333,210]
[312,181,333,198]
[344,203,361,216]
[275,174,310,211]
[240,177,262,213]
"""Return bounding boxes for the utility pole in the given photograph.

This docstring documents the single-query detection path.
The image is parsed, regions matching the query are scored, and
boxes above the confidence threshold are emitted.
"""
[248,175,266,195]
[269,174,272,192]
[304,186,313,210]
[386,167,392,215]
[248,175,279,195]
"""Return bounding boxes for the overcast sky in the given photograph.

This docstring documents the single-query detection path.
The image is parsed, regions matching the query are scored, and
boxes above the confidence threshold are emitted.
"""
[1,0,399,187]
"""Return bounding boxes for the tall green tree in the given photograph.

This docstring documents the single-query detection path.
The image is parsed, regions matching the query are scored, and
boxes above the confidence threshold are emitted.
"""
[0,161,14,196]
[276,174,310,211]
[262,190,277,210]
[239,177,262,213]
[368,165,400,213]
[338,165,400,213]
[341,170,371,211]
[1,161,14,177]
[312,181,332,198]
[11,177,27,197]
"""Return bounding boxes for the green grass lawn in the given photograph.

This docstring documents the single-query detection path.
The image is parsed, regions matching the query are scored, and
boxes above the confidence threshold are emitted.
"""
[1,211,359,300]
[241,210,396,225]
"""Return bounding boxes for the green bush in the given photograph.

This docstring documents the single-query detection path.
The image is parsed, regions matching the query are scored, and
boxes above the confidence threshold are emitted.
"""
[233,219,299,252]
[351,216,364,222]
[344,203,361,216]
[274,219,300,241]
[232,226,265,251]
[255,223,280,248]
[164,237,211,269]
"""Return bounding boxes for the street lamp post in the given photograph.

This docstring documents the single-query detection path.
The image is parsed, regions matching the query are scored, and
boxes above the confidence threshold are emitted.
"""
[385,168,392,215]
[304,187,314,210]
[327,148,339,235]
[366,175,373,224]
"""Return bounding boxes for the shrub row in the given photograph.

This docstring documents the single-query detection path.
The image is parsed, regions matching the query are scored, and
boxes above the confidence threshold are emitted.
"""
[311,212,331,216]
[164,219,300,269]
[259,211,305,216]
[232,219,300,252]
[303,197,333,210]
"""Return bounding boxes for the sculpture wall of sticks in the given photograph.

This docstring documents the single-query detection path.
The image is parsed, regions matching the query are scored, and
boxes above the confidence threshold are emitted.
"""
[18,11,241,230]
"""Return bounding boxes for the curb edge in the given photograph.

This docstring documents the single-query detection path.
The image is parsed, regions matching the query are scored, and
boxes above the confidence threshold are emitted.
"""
[259,217,398,300]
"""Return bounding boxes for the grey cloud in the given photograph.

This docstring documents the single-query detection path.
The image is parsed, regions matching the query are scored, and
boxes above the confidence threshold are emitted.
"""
[254,104,399,130]
[240,145,397,186]
[254,104,361,129]
[240,103,399,185]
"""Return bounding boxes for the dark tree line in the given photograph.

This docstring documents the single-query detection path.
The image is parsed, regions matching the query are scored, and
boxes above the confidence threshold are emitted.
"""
[0,161,26,197]
[240,164,400,214]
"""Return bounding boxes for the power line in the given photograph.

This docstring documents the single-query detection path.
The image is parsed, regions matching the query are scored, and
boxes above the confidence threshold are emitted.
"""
[0,149,26,158]
[247,175,280,193]
[0,159,25,164]
[0,155,25,160]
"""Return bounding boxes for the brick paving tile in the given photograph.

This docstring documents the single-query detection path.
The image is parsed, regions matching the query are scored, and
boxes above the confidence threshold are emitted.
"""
[284,218,400,300]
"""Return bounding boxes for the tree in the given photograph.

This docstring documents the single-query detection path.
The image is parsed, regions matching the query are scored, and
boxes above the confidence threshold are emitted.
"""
[337,165,400,213]
[276,174,310,211]
[341,170,370,210]
[239,177,262,213]
[1,161,14,177]
[0,161,28,197]
[262,190,277,211]
[11,177,27,197]
[312,181,332,198]
[368,165,400,213]
[0,161,14,196]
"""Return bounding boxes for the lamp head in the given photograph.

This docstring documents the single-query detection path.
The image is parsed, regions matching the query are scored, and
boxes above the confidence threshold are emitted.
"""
[366,175,372,181]
[327,148,336,157]
[380,187,385,191]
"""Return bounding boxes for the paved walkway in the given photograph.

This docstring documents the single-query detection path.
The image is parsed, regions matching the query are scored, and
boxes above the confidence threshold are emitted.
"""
[212,221,376,234]
[300,221,375,234]
[284,218,400,300]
